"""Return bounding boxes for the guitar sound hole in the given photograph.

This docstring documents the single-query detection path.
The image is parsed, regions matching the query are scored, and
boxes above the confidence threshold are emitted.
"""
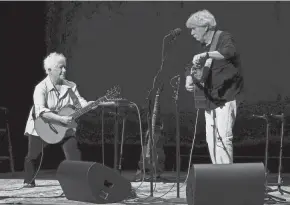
[104,180,114,188]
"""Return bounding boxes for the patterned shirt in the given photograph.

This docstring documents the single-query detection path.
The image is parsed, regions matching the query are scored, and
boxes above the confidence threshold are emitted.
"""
[24,76,88,137]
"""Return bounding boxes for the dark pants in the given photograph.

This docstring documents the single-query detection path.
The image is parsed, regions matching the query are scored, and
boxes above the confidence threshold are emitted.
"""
[24,135,81,184]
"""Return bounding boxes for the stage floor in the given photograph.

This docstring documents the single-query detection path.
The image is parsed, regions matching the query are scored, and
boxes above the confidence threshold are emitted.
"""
[0,170,290,205]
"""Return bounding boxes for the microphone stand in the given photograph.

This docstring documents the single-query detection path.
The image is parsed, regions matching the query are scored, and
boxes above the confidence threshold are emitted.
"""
[165,75,187,204]
[252,114,285,203]
[136,31,177,202]
[268,113,290,195]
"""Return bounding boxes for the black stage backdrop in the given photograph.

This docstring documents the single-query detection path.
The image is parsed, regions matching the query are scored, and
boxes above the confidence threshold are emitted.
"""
[1,1,290,172]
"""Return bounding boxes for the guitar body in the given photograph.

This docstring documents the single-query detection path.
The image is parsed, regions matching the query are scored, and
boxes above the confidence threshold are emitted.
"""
[193,84,207,109]
[138,85,165,175]
[190,63,210,109]
[34,105,78,144]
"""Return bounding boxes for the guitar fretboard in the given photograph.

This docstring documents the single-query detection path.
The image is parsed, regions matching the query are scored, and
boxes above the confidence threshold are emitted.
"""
[71,97,106,119]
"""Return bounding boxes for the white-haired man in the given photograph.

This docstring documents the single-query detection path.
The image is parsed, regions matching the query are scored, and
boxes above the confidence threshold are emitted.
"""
[23,52,93,187]
[185,10,244,164]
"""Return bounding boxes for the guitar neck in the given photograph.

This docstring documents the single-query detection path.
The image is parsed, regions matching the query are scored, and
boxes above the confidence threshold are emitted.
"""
[71,97,105,120]
[151,87,162,136]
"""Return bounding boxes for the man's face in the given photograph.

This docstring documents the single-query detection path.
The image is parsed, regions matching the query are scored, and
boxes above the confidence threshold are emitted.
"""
[48,60,67,81]
[190,25,207,43]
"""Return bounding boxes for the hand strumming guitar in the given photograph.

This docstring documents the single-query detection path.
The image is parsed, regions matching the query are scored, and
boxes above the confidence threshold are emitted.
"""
[186,53,212,93]
[60,116,74,125]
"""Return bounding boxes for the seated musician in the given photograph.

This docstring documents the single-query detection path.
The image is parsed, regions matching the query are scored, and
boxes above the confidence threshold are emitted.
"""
[185,10,244,164]
[23,52,94,187]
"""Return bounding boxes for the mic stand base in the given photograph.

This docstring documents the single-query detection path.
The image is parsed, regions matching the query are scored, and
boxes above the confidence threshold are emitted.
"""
[265,186,285,202]
[133,196,165,203]
[277,187,290,195]
[141,174,172,182]
[268,185,290,195]
[267,117,290,196]
[154,176,172,183]
[165,197,187,204]
[265,192,286,203]
[255,116,286,203]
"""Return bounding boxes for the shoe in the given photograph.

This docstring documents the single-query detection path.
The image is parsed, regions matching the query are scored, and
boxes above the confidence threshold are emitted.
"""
[23,182,36,188]
[133,169,145,182]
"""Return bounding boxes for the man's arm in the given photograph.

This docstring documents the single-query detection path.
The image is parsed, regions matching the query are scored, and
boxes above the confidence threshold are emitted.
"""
[208,32,236,60]
[73,86,89,108]
[207,51,225,60]
[194,32,236,61]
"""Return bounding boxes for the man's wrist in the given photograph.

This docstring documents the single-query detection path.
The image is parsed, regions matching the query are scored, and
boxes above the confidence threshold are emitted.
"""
[205,52,210,58]
[204,58,213,67]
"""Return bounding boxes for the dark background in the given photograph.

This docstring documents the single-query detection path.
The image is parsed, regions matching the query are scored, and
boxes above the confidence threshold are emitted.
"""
[0,1,290,174]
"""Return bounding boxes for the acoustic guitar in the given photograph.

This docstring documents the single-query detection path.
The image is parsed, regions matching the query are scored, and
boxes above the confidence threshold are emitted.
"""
[138,84,165,176]
[188,31,222,109]
[34,86,120,144]
[188,58,213,109]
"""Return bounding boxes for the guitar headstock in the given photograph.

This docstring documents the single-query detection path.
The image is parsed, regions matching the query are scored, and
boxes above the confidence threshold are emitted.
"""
[105,85,121,100]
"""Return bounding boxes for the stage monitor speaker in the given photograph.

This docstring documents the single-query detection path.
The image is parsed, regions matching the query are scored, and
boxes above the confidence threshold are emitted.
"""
[186,163,265,205]
[56,160,132,204]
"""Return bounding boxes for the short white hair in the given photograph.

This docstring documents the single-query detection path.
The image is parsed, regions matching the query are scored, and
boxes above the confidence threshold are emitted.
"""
[186,9,217,30]
[43,52,66,74]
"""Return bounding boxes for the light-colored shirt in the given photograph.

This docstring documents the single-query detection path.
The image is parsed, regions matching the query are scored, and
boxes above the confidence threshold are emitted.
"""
[24,76,88,137]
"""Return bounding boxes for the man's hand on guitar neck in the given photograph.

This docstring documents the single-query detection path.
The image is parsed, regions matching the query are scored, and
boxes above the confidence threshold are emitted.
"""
[86,101,94,106]
[86,101,116,108]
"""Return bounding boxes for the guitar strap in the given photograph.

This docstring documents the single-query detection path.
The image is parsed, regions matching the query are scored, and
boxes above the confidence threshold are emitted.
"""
[208,30,223,66]
[199,30,223,85]
[191,30,223,109]
[68,88,82,109]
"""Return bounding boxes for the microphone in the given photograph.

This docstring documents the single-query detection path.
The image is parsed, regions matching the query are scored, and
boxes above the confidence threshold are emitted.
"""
[170,74,180,80]
[270,113,284,120]
[252,114,267,119]
[168,28,182,37]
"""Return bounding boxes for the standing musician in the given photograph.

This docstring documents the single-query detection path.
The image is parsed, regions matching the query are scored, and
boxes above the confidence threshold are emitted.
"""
[23,52,94,187]
[185,10,244,164]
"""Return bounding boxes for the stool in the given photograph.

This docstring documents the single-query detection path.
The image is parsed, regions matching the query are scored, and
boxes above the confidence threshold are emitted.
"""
[0,107,15,174]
